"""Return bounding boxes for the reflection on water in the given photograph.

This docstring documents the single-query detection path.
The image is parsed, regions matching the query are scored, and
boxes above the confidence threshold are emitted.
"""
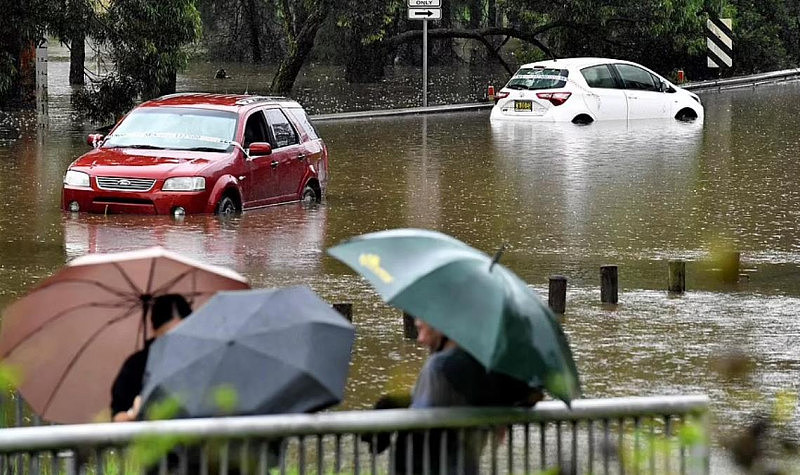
[5,48,800,454]
[63,205,329,284]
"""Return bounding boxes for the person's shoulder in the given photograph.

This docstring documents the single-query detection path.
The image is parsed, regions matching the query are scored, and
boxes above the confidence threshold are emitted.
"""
[119,344,150,370]
[438,347,483,374]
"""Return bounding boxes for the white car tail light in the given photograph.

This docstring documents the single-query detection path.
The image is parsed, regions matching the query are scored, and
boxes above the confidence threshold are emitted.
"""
[536,92,572,106]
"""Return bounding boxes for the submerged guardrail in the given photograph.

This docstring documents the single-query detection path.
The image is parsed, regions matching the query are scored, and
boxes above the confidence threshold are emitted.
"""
[0,394,710,474]
[309,68,800,122]
[683,68,800,92]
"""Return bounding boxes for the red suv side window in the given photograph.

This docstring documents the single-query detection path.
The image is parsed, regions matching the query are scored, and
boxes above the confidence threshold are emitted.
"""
[243,111,269,147]
[264,109,299,149]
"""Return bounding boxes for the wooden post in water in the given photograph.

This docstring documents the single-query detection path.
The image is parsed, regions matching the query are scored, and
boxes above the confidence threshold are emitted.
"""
[668,261,686,294]
[720,251,741,284]
[600,265,618,304]
[403,312,418,339]
[332,303,353,322]
[548,275,567,314]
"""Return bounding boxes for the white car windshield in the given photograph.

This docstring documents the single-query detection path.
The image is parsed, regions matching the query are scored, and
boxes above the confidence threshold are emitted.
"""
[506,68,569,90]
[103,108,238,152]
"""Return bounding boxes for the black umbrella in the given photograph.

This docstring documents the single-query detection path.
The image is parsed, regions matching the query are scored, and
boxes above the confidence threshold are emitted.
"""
[139,286,355,418]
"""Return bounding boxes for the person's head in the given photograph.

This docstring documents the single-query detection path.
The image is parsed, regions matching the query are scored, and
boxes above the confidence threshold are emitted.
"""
[414,319,449,353]
[150,294,192,336]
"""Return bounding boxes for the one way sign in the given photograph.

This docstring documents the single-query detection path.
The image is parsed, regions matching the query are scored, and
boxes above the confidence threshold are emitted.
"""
[408,8,441,20]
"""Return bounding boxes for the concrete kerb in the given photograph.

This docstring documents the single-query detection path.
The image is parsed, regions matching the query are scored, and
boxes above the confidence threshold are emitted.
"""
[307,69,800,122]
[310,102,493,121]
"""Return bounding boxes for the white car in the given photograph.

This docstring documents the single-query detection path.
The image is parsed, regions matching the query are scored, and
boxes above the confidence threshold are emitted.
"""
[490,57,704,124]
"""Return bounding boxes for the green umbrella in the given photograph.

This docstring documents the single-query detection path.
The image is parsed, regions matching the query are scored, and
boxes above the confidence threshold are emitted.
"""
[327,228,581,405]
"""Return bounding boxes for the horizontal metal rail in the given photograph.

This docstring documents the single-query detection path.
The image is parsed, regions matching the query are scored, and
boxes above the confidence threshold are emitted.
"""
[307,68,800,122]
[311,102,492,121]
[683,68,800,92]
[0,395,708,452]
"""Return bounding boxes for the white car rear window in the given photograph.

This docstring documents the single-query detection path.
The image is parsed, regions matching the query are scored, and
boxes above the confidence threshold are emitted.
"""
[506,68,568,90]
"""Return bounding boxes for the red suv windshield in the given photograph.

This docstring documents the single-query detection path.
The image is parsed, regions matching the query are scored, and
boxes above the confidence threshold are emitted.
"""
[104,107,238,152]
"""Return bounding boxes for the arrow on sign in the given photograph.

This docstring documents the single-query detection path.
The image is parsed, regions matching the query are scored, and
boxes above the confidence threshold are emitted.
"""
[407,8,441,20]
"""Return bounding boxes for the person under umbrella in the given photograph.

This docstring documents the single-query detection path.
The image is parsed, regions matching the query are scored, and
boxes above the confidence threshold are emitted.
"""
[111,294,192,422]
[327,228,580,404]
[328,228,580,473]
[136,286,355,473]
[0,246,249,424]
[139,286,355,418]
[392,318,542,475]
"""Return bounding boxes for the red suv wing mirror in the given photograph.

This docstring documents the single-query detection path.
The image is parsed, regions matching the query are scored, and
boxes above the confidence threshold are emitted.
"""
[248,142,272,156]
[87,134,105,148]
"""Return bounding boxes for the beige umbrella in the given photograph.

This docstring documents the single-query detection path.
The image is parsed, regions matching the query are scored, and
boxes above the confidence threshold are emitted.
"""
[0,246,249,424]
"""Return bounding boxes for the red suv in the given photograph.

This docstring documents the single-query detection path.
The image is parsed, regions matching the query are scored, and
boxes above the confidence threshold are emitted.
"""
[62,94,328,216]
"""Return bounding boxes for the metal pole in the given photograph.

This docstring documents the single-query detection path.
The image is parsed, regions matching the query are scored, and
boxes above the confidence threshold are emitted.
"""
[422,20,428,107]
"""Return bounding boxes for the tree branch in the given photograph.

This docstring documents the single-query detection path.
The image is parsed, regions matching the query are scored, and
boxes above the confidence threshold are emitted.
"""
[384,24,569,60]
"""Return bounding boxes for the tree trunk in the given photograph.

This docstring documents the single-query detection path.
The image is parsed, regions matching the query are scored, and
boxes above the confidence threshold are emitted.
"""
[344,35,387,83]
[467,0,481,29]
[269,5,327,94]
[69,33,85,85]
[434,0,455,62]
[245,0,262,63]
[487,0,498,48]
[488,0,498,27]
[157,69,177,96]
[18,40,37,107]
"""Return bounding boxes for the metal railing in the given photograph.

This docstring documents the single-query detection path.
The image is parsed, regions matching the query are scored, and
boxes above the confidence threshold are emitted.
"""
[0,395,709,474]
[682,68,800,92]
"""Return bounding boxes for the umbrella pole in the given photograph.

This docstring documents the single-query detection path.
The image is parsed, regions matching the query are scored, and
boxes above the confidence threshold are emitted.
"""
[489,244,506,271]
[141,295,152,345]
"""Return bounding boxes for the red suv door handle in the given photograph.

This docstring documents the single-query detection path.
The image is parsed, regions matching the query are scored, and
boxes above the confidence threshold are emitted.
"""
[271,160,279,169]
[297,154,306,161]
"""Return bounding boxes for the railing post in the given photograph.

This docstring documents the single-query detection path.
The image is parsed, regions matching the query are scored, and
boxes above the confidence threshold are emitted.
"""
[668,260,686,294]
[720,251,740,284]
[403,312,418,339]
[548,275,567,315]
[332,303,353,322]
[600,265,618,304]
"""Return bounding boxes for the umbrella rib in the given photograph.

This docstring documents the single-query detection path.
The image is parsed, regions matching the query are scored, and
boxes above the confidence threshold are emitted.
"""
[40,301,141,416]
[149,268,200,299]
[236,332,346,394]
[143,258,157,297]
[195,345,234,414]
[111,262,147,295]
[27,277,139,300]
[1,300,141,357]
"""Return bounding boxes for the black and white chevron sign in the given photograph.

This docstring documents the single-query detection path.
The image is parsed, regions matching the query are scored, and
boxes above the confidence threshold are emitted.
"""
[706,18,733,68]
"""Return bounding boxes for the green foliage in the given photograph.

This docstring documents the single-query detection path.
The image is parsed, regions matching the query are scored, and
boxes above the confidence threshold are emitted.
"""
[501,0,716,76]
[76,0,202,122]
[49,0,98,44]
[212,385,239,414]
[0,52,17,100]
[621,419,709,474]
[0,0,52,106]
[72,73,140,124]
[729,0,796,74]
[0,363,22,391]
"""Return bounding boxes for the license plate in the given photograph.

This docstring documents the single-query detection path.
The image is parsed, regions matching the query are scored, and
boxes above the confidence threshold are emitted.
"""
[514,100,532,111]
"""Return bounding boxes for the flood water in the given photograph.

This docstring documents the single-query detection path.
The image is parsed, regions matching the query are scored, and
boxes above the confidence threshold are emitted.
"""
[3,44,800,460]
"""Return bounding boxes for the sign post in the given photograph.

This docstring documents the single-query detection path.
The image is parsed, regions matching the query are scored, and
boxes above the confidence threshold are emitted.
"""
[407,0,442,107]
[35,39,48,118]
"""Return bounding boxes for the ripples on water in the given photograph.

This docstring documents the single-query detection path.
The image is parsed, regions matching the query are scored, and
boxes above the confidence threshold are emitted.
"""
[3,47,800,454]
